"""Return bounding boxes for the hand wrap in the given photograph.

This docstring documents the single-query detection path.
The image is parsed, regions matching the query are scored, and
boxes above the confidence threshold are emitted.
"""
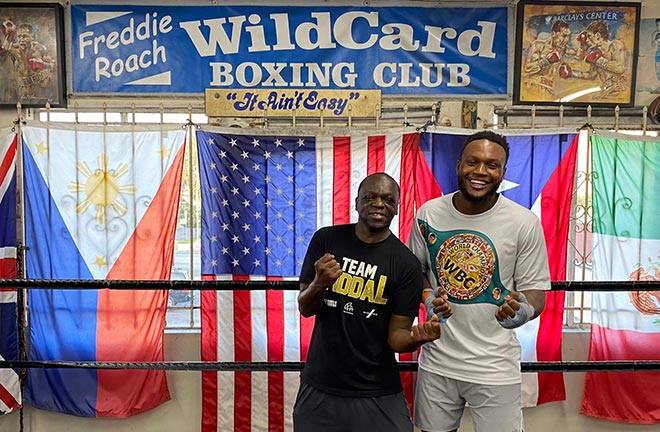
[498,292,535,329]
[423,289,449,323]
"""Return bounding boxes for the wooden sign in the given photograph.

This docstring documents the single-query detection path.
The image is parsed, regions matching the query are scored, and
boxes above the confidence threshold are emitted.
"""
[205,89,381,117]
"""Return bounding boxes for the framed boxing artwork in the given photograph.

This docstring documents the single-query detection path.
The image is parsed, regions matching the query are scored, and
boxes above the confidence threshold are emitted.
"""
[0,3,66,108]
[514,1,641,106]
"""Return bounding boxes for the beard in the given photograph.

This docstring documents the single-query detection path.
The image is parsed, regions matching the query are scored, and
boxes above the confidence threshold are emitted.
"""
[458,176,502,202]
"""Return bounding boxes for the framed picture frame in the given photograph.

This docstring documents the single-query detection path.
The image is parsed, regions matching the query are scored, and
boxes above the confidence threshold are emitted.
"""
[514,1,641,106]
[0,3,66,107]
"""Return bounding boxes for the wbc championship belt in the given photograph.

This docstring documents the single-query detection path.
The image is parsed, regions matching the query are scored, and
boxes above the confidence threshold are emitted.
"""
[418,220,509,306]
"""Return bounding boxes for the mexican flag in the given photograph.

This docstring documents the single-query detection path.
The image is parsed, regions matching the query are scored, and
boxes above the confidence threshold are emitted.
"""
[581,133,660,424]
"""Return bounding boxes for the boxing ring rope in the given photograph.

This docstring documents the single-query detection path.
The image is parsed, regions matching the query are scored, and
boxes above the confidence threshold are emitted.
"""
[3,360,660,373]
[3,111,659,381]
[1,278,659,292]
[2,278,660,374]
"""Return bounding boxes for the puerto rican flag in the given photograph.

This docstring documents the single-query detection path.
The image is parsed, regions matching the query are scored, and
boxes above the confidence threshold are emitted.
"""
[418,129,578,406]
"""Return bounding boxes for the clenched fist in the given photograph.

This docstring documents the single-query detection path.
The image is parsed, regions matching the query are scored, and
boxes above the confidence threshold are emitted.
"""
[495,291,535,329]
[423,287,453,322]
[313,253,343,289]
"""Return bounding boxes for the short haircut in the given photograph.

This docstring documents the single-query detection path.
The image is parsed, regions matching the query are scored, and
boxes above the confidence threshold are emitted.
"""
[459,130,510,165]
[357,172,400,196]
[18,23,33,33]
[585,21,609,41]
[551,20,569,33]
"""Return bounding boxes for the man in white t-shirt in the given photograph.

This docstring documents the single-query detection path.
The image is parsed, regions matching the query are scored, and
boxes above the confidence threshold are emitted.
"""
[408,130,551,432]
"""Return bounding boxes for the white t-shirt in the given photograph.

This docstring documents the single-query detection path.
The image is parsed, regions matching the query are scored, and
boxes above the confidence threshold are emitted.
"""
[408,193,551,385]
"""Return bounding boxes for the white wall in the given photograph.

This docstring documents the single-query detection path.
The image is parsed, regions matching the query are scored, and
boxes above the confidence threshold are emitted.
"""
[2,331,660,432]
[0,332,202,432]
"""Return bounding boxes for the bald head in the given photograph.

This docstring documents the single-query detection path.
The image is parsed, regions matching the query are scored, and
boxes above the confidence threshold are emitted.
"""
[357,173,400,196]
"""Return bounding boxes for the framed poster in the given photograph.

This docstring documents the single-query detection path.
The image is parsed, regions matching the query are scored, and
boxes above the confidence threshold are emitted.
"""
[514,1,640,106]
[0,3,66,107]
[636,17,660,95]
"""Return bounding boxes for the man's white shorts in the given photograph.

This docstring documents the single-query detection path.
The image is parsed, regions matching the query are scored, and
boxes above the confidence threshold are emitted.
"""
[414,368,523,432]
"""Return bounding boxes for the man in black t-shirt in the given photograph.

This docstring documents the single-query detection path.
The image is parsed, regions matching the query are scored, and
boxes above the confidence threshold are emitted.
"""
[293,173,444,432]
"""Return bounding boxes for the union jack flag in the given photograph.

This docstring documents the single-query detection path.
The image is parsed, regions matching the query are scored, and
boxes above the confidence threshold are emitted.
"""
[0,129,20,414]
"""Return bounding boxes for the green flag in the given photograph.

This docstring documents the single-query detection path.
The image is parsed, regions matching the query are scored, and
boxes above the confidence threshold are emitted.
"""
[581,133,660,424]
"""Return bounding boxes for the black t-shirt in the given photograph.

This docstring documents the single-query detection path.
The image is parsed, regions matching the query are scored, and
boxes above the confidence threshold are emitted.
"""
[299,224,423,397]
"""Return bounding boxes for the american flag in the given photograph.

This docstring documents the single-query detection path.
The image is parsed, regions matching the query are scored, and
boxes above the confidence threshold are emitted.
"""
[198,129,431,432]
[0,130,20,414]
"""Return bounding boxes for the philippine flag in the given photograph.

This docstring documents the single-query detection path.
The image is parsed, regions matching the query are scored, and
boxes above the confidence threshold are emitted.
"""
[418,129,578,406]
[21,125,186,417]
